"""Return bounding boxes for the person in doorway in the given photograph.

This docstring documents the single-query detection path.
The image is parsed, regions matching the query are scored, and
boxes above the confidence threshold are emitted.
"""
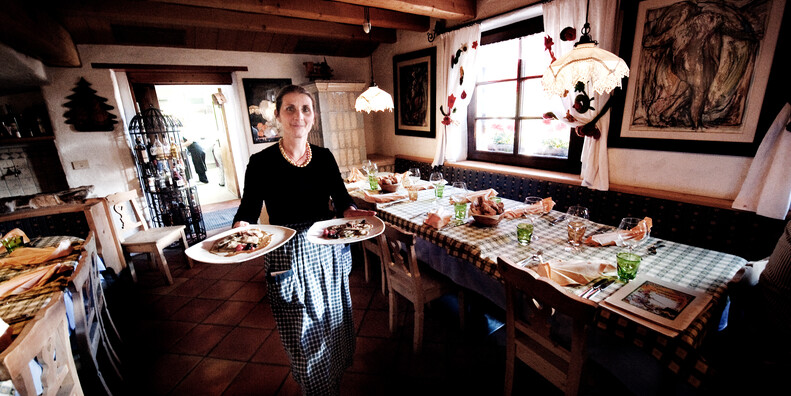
[232,85,374,395]
[182,137,209,184]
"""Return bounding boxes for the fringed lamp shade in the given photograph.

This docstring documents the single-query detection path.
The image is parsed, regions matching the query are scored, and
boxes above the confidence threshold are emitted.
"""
[542,42,629,97]
[355,84,394,113]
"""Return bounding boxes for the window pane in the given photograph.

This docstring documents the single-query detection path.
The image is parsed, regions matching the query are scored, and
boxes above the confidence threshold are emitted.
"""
[476,81,517,118]
[475,119,515,153]
[518,119,570,158]
[477,39,519,81]
[520,32,553,77]
[520,79,560,117]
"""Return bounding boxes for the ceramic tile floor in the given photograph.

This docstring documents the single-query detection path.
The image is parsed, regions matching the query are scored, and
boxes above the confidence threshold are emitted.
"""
[101,245,569,396]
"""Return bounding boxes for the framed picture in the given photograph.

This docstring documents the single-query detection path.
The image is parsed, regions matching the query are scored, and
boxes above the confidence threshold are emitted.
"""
[393,47,436,138]
[242,78,292,144]
[609,0,787,156]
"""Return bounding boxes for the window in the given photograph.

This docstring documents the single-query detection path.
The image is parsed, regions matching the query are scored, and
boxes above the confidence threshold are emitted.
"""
[467,17,583,173]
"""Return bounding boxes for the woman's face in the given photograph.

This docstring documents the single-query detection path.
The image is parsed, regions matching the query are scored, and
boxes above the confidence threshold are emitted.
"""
[276,92,314,139]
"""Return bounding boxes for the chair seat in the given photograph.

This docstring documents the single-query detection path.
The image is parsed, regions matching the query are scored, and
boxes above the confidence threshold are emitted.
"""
[122,225,186,247]
[388,264,451,301]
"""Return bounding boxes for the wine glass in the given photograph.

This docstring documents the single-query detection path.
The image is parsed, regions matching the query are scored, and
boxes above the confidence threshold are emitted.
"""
[450,181,468,222]
[566,205,589,252]
[524,196,544,240]
[409,167,421,185]
[429,171,445,200]
[617,217,649,251]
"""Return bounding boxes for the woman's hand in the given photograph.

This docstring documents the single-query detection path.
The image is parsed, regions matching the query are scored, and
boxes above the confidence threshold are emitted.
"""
[233,221,250,228]
[343,207,376,218]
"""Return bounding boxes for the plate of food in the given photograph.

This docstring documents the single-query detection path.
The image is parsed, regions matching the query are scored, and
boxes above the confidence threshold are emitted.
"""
[185,225,296,264]
[306,216,385,245]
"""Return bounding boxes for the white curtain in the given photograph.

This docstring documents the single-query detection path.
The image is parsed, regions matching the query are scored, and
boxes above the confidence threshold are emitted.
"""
[543,0,620,190]
[732,103,791,220]
[432,25,481,167]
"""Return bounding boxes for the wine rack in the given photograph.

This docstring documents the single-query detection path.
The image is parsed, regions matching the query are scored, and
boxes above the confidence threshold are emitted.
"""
[127,108,206,244]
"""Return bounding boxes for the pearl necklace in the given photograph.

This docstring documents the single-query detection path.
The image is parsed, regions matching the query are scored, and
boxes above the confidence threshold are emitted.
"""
[279,140,312,167]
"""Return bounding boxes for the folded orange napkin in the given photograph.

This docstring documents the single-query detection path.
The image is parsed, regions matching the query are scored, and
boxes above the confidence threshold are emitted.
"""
[424,208,452,229]
[362,190,408,203]
[503,197,556,219]
[0,240,73,267]
[584,217,653,247]
[533,260,616,286]
[450,188,498,204]
[0,228,31,254]
[0,262,70,298]
[347,168,367,182]
[407,181,434,191]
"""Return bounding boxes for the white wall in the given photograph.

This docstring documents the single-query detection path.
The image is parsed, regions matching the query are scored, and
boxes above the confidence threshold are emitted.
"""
[369,32,755,200]
[42,44,368,198]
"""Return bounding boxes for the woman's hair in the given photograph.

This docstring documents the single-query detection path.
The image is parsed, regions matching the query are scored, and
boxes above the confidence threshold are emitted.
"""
[274,85,315,115]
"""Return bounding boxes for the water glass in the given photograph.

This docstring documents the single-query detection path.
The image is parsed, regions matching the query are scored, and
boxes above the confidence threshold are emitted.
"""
[566,205,589,250]
[407,187,419,201]
[409,168,421,184]
[1,235,24,253]
[524,196,544,240]
[366,162,378,190]
[517,221,534,246]
[430,172,444,198]
[616,251,642,281]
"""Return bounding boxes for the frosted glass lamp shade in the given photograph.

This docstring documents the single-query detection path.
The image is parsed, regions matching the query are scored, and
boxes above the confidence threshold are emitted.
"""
[542,43,629,97]
[355,85,394,113]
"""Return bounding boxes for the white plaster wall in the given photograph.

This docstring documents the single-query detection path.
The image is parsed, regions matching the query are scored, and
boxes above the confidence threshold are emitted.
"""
[42,44,368,198]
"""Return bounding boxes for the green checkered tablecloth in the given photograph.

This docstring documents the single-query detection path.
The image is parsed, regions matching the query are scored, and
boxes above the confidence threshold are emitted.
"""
[0,236,83,337]
[372,186,746,389]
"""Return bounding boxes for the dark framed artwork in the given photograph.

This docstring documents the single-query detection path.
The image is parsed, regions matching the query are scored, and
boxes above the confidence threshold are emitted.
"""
[609,0,788,156]
[393,47,436,138]
[242,78,292,143]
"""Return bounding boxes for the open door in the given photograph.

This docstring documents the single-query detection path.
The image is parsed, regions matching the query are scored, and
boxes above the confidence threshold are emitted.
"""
[211,89,240,197]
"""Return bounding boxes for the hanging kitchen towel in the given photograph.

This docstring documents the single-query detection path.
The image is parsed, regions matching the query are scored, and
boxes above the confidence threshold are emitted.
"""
[733,103,791,219]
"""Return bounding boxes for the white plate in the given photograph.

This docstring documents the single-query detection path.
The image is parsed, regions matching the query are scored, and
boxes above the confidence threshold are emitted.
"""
[185,225,296,264]
[306,216,385,245]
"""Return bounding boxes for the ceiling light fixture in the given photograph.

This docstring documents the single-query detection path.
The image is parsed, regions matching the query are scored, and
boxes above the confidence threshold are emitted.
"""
[356,7,394,113]
[362,6,372,34]
[541,0,629,97]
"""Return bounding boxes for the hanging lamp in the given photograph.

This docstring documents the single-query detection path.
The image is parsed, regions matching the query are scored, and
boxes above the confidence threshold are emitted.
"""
[541,0,629,97]
[355,7,394,113]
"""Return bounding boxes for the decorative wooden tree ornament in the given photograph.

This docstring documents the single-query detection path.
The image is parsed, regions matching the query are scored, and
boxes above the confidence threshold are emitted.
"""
[63,77,118,132]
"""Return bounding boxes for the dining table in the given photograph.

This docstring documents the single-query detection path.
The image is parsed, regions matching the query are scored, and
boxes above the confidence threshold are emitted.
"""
[350,183,746,389]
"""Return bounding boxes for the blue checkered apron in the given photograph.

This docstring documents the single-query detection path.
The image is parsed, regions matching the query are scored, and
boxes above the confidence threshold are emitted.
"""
[266,225,354,395]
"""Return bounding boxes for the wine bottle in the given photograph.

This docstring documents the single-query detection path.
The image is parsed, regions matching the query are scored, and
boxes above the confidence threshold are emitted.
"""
[155,135,167,160]
[135,137,150,164]
[2,105,21,138]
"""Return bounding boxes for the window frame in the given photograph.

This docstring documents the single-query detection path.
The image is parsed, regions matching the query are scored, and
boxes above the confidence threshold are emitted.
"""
[466,16,583,174]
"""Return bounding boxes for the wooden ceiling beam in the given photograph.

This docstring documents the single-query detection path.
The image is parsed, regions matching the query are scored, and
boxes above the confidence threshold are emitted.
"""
[331,0,476,20]
[57,0,397,43]
[148,0,430,32]
[0,1,80,67]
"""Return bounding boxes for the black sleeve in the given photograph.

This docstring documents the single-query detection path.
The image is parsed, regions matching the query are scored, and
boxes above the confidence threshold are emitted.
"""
[324,149,355,217]
[233,154,265,224]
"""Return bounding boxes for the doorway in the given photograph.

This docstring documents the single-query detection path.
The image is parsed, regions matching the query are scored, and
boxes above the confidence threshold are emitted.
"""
[155,85,239,206]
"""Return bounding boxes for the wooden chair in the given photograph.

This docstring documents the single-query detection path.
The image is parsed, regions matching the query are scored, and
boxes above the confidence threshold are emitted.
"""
[68,232,124,395]
[497,256,598,396]
[362,238,387,295]
[104,190,190,285]
[0,294,84,396]
[378,225,464,353]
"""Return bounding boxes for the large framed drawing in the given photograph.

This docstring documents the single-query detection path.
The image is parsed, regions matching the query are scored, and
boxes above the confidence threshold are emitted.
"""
[393,47,436,138]
[242,78,292,144]
[611,0,787,155]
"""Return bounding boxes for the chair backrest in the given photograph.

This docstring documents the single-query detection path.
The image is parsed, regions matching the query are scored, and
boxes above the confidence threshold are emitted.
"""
[497,256,597,396]
[105,190,149,241]
[378,224,425,291]
[0,294,83,396]
[68,232,102,355]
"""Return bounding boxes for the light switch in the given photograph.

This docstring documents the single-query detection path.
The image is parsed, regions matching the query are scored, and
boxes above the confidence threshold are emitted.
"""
[72,160,89,170]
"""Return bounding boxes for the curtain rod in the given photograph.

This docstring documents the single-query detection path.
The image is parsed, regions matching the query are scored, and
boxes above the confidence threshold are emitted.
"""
[429,1,547,41]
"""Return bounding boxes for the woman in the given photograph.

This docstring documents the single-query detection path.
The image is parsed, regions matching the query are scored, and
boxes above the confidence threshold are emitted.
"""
[233,85,373,395]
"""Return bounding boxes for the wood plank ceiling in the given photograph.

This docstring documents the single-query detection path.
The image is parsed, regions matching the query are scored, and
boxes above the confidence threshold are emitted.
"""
[0,0,477,67]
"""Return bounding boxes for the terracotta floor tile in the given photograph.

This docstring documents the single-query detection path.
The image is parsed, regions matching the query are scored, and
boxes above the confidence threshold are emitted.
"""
[209,327,272,361]
[198,279,245,300]
[203,300,256,326]
[170,357,245,395]
[340,372,388,396]
[171,298,224,323]
[251,331,290,365]
[224,263,267,281]
[276,374,302,396]
[170,323,233,355]
[229,281,268,302]
[239,302,277,329]
[348,336,397,374]
[169,277,218,297]
[357,309,392,338]
[369,288,390,310]
[195,263,236,279]
[223,363,290,396]
[139,353,202,395]
[353,309,365,333]
[177,263,208,278]
[142,320,197,351]
[149,295,192,319]
[350,286,374,310]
